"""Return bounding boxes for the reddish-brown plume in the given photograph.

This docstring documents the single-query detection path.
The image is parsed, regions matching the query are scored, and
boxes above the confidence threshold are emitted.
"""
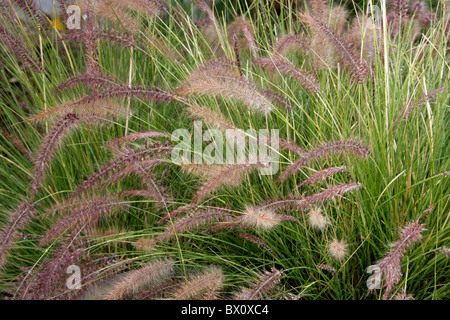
[301,14,370,84]
[175,59,279,114]
[40,197,129,246]
[373,220,426,300]
[30,113,81,196]
[67,140,172,201]
[102,258,175,300]
[170,266,224,300]
[103,131,170,151]
[191,161,269,204]
[277,139,370,183]
[233,268,284,300]
[255,57,321,94]
[0,201,37,269]
[155,208,233,243]
[272,34,311,56]
[299,165,348,187]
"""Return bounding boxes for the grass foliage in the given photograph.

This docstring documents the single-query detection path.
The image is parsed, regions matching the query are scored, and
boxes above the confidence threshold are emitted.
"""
[0,0,448,300]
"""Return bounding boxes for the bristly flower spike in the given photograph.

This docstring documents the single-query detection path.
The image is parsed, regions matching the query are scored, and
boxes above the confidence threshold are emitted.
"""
[277,139,370,183]
[0,201,37,269]
[30,113,80,197]
[373,220,426,300]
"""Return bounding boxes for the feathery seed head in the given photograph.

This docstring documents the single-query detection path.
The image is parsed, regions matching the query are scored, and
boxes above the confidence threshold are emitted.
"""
[171,266,224,300]
[234,267,284,300]
[373,220,426,300]
[393,290,414,300]
[277,139,370,182]
[0,201,37,269]
[102,258,175,300]
[241,207,280,230]
[134,237,156,251]
[40,197,129,246]
[328,238,348,261]
[31,113,81,196]
[240,206,297,230]
[317,263,337,274]
[435,246,450,258]
[308,208,329,230]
